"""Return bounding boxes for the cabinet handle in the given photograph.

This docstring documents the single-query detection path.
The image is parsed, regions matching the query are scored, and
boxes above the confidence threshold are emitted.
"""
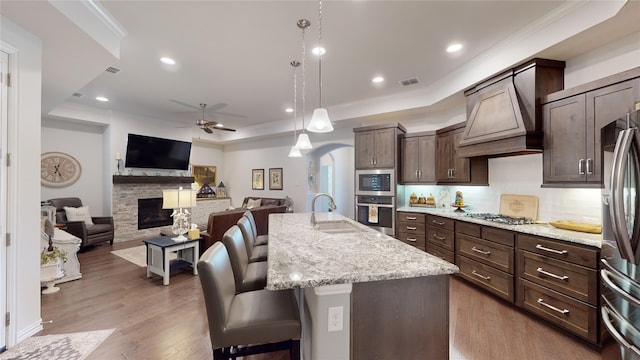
[373,157,377,165]
[471,270,491,281]
[431,220,445,226]
[471,247,491,255]
[406,238,417,242]
[450,168,455,178]
[586,158,593,175]
[418,170,422,178]
[535,244,568,255]
[370,158,374,165]
[537,298,569,315]
[578,159,585,175]
[536,267,569,281]
[432,233,446,241]
[415,170,419,178]
[406,216,417,220]
[406,226,417,231]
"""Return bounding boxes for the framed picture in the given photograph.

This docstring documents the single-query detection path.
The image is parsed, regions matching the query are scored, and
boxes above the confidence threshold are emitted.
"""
[192,165,216,186]
[252,169,264,190]
[269,168,283,190]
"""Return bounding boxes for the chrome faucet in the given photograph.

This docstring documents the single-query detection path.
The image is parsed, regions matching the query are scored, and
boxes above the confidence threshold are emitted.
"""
[310,193,337,226]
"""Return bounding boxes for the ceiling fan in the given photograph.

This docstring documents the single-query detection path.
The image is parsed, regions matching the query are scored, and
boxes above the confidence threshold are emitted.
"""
[194,103,236,133]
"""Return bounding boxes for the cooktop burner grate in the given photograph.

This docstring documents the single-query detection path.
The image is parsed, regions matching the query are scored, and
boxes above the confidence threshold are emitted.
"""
[464,213,535,225]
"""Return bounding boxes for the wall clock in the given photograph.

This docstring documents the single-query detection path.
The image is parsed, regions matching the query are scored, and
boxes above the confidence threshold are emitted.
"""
[41,152,82,188]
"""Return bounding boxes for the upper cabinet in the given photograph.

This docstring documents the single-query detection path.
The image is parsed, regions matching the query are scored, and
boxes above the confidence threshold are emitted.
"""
[542,68,640,187]
[436,123,488,185]
[400,132,436,184]
[354,124,406,169]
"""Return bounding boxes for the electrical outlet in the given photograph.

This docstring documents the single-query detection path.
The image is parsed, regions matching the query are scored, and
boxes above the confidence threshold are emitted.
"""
[327,306,343,332]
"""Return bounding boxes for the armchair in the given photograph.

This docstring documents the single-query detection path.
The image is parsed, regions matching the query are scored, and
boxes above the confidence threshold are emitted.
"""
[47,197,114,249]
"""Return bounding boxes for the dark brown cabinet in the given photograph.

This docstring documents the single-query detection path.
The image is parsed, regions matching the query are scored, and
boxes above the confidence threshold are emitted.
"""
[425,215,455,263]
[354,124,405,169]
[400,132,436,184]
[543,70,640,186]
[436,123,488,185]
[396,211,426,250]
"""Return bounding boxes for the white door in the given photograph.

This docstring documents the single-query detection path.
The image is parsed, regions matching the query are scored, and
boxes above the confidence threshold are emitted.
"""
[0,50,8,351]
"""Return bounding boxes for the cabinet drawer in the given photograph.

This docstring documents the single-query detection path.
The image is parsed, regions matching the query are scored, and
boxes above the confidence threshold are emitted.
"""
[482,227,515,247]
[426,215,454,231]
[397,222,425,235]
[518,251,598,305]
[517,234,598,268]
[397,232,425,250]
[397,212,426,224]
[517,278,597,343]
[426,227,454,251]
[457,255,514,302]
[457,234,514,274]
[456,221,481,237]
[426,243,454,264]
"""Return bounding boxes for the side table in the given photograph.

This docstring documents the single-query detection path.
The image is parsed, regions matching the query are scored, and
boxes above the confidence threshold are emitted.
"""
[143,236,201,285]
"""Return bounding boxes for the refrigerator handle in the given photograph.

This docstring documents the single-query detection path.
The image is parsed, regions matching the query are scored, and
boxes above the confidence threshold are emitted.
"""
[601,305,640,357]
[600,261,640,307]
[610,128,637,261]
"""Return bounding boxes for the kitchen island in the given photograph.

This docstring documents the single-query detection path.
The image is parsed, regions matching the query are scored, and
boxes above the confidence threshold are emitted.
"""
[267,212,459,360]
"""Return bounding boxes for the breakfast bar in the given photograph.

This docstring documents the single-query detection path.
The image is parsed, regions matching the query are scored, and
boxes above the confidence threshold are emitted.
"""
[267,212,459,359]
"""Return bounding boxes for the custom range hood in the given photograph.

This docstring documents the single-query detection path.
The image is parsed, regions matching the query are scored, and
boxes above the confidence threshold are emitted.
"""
[457,58,565,158]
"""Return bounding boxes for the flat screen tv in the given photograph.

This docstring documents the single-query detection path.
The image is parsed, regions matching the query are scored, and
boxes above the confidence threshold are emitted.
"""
[124,133,192,170]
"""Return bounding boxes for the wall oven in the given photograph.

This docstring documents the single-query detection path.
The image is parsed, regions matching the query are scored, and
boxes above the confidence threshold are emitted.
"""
[355,169,395,197]
[355,195,395,236]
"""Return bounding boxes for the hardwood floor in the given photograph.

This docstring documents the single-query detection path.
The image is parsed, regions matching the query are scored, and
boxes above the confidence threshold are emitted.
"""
[38,240,619,360]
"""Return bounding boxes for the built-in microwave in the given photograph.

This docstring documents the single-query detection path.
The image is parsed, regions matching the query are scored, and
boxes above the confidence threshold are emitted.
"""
[355,169,395,196]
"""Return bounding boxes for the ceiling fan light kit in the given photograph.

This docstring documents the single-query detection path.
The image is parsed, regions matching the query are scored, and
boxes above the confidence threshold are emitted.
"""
[308,0,334,134]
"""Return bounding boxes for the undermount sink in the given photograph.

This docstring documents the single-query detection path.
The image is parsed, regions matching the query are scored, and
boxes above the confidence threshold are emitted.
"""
[315,221,361,234]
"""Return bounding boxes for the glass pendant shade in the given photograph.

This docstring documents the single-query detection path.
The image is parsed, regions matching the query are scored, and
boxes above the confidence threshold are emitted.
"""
[295,133,312,149]
[307,108,334,133]
[288,145,302,158]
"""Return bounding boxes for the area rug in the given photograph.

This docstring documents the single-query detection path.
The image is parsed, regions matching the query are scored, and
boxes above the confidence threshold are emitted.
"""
[111,245,176,267]
[0,328,115,360]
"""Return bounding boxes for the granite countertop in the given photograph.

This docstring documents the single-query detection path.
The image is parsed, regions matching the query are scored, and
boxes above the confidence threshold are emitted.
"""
[266,212,459,291]
[397,207,602,248]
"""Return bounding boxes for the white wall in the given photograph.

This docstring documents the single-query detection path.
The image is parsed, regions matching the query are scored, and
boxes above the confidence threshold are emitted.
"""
[1,15,44,345]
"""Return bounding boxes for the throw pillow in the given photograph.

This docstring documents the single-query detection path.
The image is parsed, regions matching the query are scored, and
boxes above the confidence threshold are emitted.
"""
[246,198,262,209]
[64,206,94,225]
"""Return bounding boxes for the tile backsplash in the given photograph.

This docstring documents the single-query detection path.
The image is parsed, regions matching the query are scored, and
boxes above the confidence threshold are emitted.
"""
[399,154,603,223]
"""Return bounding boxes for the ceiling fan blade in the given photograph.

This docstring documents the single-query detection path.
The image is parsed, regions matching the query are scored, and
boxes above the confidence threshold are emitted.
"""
[201,127,213,134]
[207,102,228,112]
[213,110,247,118]
[203,121,219,126]
[169,99,201,111]
[216,127,236,132]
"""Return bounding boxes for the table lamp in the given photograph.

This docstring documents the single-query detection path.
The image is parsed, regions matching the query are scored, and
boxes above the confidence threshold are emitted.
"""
[162,186,197,241]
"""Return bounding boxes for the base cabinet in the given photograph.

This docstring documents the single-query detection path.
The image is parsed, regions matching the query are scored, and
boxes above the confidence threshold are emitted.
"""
[396,211,426,250]
[425,215,455,263]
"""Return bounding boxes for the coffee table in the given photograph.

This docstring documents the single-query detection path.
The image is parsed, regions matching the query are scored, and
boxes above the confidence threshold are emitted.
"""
[143,236,201,285]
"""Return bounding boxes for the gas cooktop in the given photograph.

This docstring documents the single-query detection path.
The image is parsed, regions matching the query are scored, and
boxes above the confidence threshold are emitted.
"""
[464,213,536,225]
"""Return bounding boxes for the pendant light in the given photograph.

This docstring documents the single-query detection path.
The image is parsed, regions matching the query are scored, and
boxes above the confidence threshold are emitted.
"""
[288,60,302,158]
[307,0,334,133]
[295,19,313,150]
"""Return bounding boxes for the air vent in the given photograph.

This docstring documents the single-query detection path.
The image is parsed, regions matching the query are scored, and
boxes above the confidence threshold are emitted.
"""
[105,66,120,74]
[72,92,83,97]
[399,77,419,86]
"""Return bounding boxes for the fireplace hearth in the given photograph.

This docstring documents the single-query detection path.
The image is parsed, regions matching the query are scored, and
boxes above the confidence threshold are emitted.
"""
[138,198,172,230]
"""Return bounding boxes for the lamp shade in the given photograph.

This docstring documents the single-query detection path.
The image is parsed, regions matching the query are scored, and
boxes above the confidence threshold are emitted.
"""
[288,145,302,158]
[307,107,334,133]
[162,187,197,209]
[295,133,312,149]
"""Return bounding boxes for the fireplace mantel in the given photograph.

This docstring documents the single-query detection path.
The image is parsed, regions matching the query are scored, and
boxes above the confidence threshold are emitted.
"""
[113,175,194,184]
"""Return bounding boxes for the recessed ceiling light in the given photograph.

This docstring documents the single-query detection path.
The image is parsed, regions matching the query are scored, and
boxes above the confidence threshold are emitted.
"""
[285,107,294,113]
[96,96,109,102]
[372,76,384,84]
[160,57,176,65]
[312,47,326,56]
[446,43,463,53]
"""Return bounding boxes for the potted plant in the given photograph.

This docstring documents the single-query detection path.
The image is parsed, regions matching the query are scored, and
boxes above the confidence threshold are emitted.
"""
[40,246,67,280]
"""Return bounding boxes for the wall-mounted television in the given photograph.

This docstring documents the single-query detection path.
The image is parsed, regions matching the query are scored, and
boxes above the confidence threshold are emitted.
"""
[124,133,192,170]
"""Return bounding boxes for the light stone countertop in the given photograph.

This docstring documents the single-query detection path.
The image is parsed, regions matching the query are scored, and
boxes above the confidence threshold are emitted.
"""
[266,212,460,291]
[397,207,603,248]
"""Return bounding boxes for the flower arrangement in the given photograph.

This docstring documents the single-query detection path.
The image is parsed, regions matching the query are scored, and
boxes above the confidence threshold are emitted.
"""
[40,247,67,266]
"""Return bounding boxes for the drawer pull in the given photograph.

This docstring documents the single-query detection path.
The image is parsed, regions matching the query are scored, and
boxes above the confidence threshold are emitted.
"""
[537,298,569,315]
[536,267,568,281]
[432,233,446,241]
[535,244,568,255]
[471,270,491,281]
[406,216,417,220]
[471,247,491,255]
[406,226,417,231]
[431,220,445,226]
[406,238,417,242]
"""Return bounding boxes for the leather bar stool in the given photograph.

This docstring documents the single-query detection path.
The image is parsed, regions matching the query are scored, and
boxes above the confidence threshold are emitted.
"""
[197,242,301,360]
[243,210,269,246]
[237,216,268,263]
[222,225,267,293]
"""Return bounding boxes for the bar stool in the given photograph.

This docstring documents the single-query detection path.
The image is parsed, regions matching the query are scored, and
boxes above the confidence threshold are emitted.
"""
[222,225,267,293]
[237,216,268,263]
[243,210,269,246]
[197,242,301,360]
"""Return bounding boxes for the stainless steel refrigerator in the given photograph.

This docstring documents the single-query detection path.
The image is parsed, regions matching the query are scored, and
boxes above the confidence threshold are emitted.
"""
[602,109,640,360]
